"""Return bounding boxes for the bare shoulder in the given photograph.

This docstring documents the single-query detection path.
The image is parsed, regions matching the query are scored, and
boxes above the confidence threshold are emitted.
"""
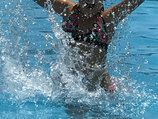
[101,10,116,41]
[62,2,77,21]
[53,0,77,17]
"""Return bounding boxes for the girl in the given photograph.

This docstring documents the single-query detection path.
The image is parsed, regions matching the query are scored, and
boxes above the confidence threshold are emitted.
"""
[33,0,144,92]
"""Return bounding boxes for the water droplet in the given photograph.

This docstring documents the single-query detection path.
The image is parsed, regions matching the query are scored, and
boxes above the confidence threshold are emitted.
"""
[128,1,132,7]
[1,56,5,61]
[5,5,8,8]
[64,13,67,16]
[144,59,148,64]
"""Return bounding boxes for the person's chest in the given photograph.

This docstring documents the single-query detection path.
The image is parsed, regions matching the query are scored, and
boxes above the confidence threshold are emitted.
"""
[76,14,100,33]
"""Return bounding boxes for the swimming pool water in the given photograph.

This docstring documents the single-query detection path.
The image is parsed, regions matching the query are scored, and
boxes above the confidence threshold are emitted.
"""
[0,0,158,119]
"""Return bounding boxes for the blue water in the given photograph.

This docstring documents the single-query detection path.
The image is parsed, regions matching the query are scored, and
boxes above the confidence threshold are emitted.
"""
[0,0,158,119]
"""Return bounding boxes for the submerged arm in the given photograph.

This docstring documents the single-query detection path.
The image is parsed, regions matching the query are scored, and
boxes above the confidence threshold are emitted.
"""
[33,0,76,16]
[103,0,144,27]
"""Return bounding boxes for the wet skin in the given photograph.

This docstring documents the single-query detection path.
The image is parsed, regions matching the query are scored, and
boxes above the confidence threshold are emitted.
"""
[33,0,144,91]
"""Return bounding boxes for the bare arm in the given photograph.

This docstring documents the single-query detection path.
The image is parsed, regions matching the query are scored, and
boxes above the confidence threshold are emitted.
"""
[102,0,144,40]
[103,0,144,26]
[33,0,76,17]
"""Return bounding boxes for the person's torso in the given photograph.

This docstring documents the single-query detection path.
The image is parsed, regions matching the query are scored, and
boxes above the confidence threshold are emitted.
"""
[62,5,109,49]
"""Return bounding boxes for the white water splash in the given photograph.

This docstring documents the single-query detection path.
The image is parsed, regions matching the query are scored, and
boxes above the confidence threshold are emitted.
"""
[2,56,53,101]
[0,0,157,118]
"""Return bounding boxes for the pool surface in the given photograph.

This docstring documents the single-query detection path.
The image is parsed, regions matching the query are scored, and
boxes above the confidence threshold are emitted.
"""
[0,0,158,118]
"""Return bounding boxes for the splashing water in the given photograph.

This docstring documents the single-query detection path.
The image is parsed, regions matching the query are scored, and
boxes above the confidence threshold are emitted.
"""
[0,0,157,118]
